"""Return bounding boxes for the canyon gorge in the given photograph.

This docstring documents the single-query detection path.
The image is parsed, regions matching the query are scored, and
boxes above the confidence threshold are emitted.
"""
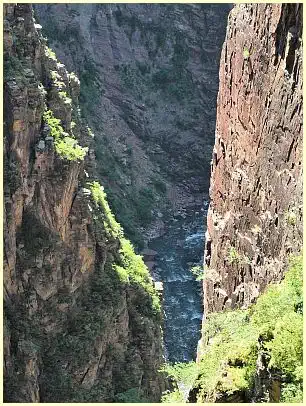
[3,2,303,403]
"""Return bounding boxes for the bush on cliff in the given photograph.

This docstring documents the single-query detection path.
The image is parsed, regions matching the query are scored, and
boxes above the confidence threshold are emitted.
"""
[90,180,123,239]
[43,109,88,161]
[89,181,161,316]
[161,255,303,403]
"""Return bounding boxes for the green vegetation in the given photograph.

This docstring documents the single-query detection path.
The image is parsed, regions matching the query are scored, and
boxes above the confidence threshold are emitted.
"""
[90,181,123,239]
[58,91,72,105]
[94,135,159,247]
[227,246,241,264]
[285,209,297,226]
[243,47,250,60]
[190,265,204,281]
[87,126,95,138]
[118,63,150,98]
[152,179,167,194]
[161,389,184,403]
[68,71,80,85]
[43,109,88,161]
[4,55,28,82]
[162,255,303,403]
[114,388,149,403]
[105,187,145,249]
[50,70,65,90]
[135,187,155,225]
[79,58,101,114]
[35,179,161,401]
[89,180,160,315]
[94,139,146,247]
[119,237,160,315]
[44,46,57,61]
[41,19,82,44]
[161,361,199,388]
[151,65,194,102]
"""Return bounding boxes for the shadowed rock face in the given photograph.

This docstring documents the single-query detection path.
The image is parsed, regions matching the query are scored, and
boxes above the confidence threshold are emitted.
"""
[202,3,303,317]
[4,4,166,402]
[34,3,230,246]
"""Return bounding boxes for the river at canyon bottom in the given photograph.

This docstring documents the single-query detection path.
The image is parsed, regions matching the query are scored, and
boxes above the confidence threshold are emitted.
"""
[150,205,207,363]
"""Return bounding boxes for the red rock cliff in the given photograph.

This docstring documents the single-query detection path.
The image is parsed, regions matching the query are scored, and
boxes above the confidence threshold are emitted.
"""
[203,3,303,316]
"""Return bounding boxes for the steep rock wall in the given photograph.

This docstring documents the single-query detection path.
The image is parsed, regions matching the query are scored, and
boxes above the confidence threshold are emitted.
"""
[4,4,165,402]
[202,3,303,316]
[34,4,230,246]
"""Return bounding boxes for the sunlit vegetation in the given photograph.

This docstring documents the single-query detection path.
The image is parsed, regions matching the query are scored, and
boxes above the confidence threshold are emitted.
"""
[162,255,303,403]
[43,109,88,161]
[89,181,161,316]
[44,45,57,61]
[227,246,241,264]
[90,181,123,239]
[58,91,72,105]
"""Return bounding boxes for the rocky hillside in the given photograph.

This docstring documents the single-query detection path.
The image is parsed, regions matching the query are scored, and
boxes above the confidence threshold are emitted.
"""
[34,3,230,247]
[4,4,166,402]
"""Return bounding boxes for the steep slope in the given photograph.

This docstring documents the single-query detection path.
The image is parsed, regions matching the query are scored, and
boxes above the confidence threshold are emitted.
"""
[4,4,166,402]
[195,3,303,402]
[34,3,230,247]
[203,3,303,315]
[160,3,303,403]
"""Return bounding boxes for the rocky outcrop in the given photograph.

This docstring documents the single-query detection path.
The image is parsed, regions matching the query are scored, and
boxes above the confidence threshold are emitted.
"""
[4,4,166,402]
[202,3,303,317]
[34,3,230,247]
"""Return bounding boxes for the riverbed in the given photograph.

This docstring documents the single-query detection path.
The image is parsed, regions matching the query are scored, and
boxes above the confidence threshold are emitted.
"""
[150,206,207,362]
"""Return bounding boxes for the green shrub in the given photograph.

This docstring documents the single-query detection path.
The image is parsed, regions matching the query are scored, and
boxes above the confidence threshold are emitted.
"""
[114,388,149,403]
[160,362,199,387]
[285,209,297,226]
[4,55,27,81]
[58,91,72,105]
[89,181,123,239]
[43,109,88,161]
[44,46,57,61]
[119,238,160,315]
[55,136,86,161]
[114,265,129,283]
[243,47,250,60]
[227,246,241,264]
[134,187,155,225]
[267,312,303,375]
[50,70,66,90]
[161,389,185,403]
[153,179,167,194]
[79,58,100,114]
[190,265,204,281]
[89,181,160,315]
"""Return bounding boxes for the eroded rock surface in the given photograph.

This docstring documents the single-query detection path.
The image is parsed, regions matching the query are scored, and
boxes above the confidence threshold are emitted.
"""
[4,4,166,402]
[203,3,303,316]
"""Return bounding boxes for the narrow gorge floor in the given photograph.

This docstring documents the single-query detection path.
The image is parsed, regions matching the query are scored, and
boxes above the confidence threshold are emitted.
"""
[150,206,208,362]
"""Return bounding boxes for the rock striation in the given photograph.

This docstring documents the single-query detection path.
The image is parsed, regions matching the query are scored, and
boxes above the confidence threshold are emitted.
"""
[202,3,303,317]
[4,4,166,402]
[186,4,303,402]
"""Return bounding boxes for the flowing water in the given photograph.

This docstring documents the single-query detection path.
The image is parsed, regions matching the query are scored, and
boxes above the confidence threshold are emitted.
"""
[150,205,208,362]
